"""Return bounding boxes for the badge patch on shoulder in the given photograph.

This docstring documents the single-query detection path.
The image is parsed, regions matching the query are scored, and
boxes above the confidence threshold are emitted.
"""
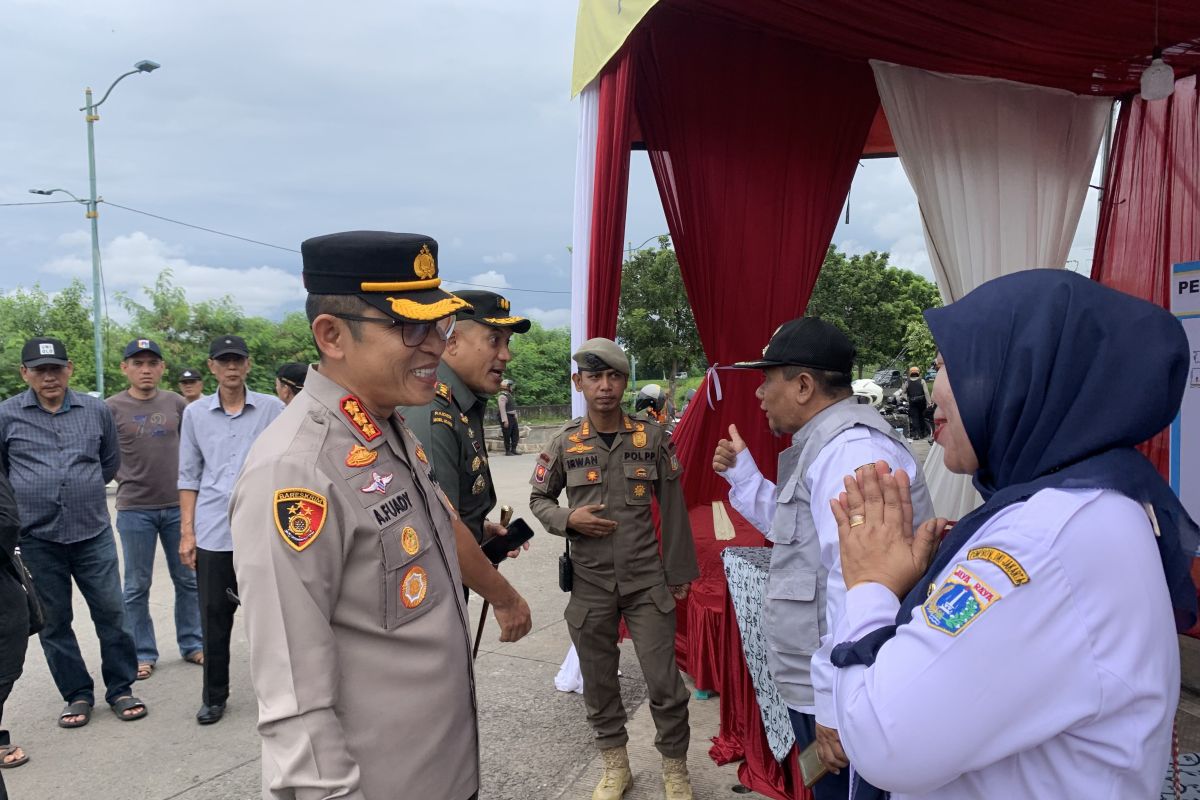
[923,565,1000,636]
[273,489,328,552]
[967,547,1030,586]
[533,464,548,484]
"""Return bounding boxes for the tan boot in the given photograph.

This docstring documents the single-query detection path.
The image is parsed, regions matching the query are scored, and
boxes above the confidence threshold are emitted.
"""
[591,745,632,800]
[662,755,694,800]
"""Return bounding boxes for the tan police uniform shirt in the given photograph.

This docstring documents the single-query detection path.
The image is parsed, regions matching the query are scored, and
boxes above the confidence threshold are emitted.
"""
[230,366,477,800]
[529,414,699,594]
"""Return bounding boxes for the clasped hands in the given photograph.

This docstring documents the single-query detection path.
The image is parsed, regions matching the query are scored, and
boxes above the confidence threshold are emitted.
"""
[831,460,949,598]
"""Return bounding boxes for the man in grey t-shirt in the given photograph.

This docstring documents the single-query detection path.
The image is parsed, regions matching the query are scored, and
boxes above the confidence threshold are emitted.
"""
[107,339,202,679]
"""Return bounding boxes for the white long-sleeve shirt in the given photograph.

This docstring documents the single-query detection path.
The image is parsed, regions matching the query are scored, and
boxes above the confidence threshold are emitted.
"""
[720,426,920,724]
[834,488,1178,799]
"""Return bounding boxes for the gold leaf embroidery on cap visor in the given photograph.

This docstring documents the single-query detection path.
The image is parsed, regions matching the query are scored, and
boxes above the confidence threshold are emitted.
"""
[385,294,470,321]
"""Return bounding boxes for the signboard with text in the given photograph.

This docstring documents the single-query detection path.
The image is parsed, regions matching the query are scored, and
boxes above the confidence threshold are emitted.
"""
[1171,260,1200,531]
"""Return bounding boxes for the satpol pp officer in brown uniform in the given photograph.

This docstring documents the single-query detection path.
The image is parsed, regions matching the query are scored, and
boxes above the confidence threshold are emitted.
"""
[229,231,532,800]
[529,337,699,800]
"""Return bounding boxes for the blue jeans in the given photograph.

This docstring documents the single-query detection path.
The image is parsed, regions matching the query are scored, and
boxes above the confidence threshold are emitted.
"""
[789,708,852,800]
[19,528,138,706]
[116,508,202,663]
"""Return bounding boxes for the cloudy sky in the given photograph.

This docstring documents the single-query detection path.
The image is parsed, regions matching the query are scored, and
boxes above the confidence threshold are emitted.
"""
[1,1,1102,327]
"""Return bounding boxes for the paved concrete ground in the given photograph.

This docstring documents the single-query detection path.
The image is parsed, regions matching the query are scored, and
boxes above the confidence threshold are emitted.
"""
[7,439,1198,799]
[2,451,759,800]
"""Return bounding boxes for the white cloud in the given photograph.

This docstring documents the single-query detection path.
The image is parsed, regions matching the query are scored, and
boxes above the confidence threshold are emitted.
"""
[56,230,91,248]
[525,306,569,329]
[541,253,555,264]
[39,231,304,318]
[461,270,510,289]
[482,252,517,265]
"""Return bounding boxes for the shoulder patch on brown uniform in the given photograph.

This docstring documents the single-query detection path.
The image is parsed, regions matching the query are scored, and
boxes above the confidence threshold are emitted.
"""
[274,488,328,551]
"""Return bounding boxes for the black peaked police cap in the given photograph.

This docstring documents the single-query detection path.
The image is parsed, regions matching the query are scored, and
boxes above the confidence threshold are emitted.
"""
[452,290,531,333]
[301,231,472,323]
[733,317,856,373]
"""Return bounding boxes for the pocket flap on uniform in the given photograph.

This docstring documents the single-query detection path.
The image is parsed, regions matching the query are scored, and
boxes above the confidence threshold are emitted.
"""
[765,569,817,601]
[566,468,602,488]
[380,526,429,571]
[622,464,658,481]
[564,601,590,629]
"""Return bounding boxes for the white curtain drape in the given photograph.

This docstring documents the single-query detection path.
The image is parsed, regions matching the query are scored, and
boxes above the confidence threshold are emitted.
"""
[872,61,1111,519]
[569,82,600,418]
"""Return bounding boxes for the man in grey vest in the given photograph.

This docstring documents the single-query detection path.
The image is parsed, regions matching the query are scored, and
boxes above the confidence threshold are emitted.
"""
[712,317,933,799]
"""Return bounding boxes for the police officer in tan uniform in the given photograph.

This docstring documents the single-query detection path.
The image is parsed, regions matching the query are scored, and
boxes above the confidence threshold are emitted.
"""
[529,337,699,800]
[230,231,532,800]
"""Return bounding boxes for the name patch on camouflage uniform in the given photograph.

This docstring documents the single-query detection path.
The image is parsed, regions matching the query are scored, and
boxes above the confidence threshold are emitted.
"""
[401,566,428,608]
[923,565,1000,637]
[345,444,378,468]
[339,395,381,441]
[274,488,329,552]
[967,546,1030,586]
[432,409,454,428]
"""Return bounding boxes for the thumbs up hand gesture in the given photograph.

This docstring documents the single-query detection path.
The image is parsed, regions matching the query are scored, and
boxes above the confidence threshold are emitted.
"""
[713,424,747,474]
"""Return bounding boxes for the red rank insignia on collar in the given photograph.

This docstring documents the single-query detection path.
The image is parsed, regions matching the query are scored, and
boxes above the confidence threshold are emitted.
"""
[340,395,381,441]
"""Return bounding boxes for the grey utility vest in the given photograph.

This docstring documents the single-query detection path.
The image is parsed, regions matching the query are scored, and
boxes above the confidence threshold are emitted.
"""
[763,397,933,710]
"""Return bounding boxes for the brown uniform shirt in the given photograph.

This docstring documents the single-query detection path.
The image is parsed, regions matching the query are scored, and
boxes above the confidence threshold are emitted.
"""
[230,366,477,800]
[529,414,699,594]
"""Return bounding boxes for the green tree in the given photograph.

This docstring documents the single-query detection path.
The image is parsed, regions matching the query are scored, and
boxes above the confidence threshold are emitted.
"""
[616,237,704,398]
[506,321,571,406]
[805,246,941,377]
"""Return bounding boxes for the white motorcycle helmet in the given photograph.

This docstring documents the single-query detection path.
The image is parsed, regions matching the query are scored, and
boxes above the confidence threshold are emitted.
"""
[635,383,666,413]
[851,379,884,409]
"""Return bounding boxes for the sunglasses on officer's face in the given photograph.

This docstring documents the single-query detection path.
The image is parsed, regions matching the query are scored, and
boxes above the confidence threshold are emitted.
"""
[331,313,456,348]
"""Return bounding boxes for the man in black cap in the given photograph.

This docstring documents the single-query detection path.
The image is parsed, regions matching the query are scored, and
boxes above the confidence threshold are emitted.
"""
[0,337,146,727]
[400,289,531,565]
[108,338,201,681]
[178,334,285,724]
[274,362,307,406]
[229,232,531,800]
[711,318,933,798]
[177,368,204,404]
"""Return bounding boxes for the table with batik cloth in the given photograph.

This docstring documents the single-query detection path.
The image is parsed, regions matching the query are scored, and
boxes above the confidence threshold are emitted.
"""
[706,546,810,800]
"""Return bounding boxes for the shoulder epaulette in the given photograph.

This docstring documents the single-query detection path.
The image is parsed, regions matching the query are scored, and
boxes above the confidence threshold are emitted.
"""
[434,382,452,406]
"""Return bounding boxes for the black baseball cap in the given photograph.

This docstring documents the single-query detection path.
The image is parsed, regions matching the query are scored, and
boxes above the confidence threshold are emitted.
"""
[21,336,69,368]
[733,317,856,373]
[178,368,203,382]
[123,337,163,359]
[453,290,531,333]
[301,231,472,323]
[276,363,307,391]
[209,335,249,359]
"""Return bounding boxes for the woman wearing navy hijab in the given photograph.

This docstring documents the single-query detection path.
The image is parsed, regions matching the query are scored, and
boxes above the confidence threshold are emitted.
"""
[826,269,1197,799]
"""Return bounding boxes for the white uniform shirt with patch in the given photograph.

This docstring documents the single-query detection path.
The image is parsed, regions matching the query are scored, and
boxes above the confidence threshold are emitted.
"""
[834,488,1179,799]
[721,426,919,723]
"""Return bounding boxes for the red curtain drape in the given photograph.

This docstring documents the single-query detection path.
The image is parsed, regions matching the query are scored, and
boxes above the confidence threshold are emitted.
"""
[634,6,881,508]
[1092,75,1200,474]
[585,45,637,340]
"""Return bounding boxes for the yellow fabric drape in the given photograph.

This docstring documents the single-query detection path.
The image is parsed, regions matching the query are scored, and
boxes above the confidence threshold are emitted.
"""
[571,0,659,97]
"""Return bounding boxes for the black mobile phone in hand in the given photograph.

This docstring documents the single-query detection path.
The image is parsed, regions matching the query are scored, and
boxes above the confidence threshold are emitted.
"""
[480,518,535,564]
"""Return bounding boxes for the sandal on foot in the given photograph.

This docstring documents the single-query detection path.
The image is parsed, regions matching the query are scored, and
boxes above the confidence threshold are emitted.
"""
[136,662,154,680]
[0,745,28,769]
[58,700,92,729]
[111,696,147,721]
[183,651,204,666]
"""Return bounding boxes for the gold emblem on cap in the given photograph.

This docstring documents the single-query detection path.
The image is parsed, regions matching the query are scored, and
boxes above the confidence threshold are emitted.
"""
[498,297,510,311]
[413,243,437,279]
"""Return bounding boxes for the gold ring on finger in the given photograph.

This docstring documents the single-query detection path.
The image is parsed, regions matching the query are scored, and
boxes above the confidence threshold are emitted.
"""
[849,514,866,528]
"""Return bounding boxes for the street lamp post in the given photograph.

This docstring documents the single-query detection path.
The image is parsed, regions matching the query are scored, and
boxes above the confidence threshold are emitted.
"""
[76,59,160,395]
